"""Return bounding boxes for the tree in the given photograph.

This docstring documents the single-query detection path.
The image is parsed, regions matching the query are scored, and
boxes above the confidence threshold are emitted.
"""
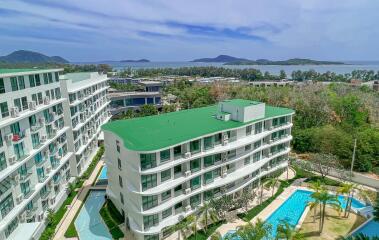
[265,176,279,197]
[279,70,287,79]
[276,220,304,240]
[210,232,222,240]
[338,182,357,217]
[307,153,340,179]
[171,215,193,239]
[138,104,158,117]
[162,104,176,113]
[198,202,218,232]
[238,190,256,212]
[224,219,271,240]
[46,209,55,226]
[311,190,342,232]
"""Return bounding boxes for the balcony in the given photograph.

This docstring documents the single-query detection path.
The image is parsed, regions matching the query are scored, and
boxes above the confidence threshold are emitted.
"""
[26,207,38,218]
[40,190,51,200]
[20,171,32,182]
[11,131,26,143]
[30,124,43,133]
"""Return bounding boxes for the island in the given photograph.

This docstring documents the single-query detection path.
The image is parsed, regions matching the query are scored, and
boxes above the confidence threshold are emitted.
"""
[120,59,150,63]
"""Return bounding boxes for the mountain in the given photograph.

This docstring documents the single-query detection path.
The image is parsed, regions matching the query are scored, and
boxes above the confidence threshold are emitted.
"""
[120,59,150,63]
[191,55,249,63]
[0,50,69,64]
[224,58,345,65]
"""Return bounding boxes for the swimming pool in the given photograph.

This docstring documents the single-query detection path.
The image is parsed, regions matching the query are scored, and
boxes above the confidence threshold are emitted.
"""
[74,190,112,240]
[353,219,379,237]
[224,189,366,239]
[98,165,108,180]
[266,189,365,238]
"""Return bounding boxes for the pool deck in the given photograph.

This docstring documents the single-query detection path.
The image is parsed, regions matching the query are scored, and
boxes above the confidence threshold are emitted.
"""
[53,158,105,240]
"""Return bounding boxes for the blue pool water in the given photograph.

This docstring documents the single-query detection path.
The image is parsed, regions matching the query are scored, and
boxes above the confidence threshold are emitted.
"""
[354,219,379,237]
[98,166,108,180]
[266,190,365,238]
[224,189,366,239]
[74,190,112,240]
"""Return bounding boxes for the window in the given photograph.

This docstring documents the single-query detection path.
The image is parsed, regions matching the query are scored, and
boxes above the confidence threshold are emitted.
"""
[0,78,5,93]
[173,145,182,158]
[173,165,182,178]
[190,158,200,173]
[203,155,214,167]
[11,77,18,91]
[140,153,156,171]
[227,149,236,159]
[161,169,171,182]
[21,97,28,111]
[5,218,18,238]
[141,174,157,191]
[55,72,59,82]
[253,152,260,162]
[203,136,214,150]
[143,214,159,230]
[29,75,36,87]
[244,157,251,165]
[31,133,40,148]
[48,73,53,83]
[0,130,3,147]
[20,180,31,196]
[0,152,4,172]
[118,158,122,170]
[43,73,49,84]
[245,144,251,152]
[161,190,171,201]
[37,92,43,104]
[119,176,123,188]
[160,149,170,162]
[29,115,37,127]
[116,144,120,153]
[204,171,214,184]
[190,140,200,154]
[0,194,14,218]
[14,98,22,112]
[10,122,21,135]
[55,88,61,99]
[214,133,222,145]
[190,176,201,190]
[35,74,41,86]
[255,122,262,134]
[142,195,158,210]
[190,194,201,208]
[246,125,252,135]
[254,140,261,149]
[18,76,25,90]
[120,192,124,205]
[162,208,172,219]
[204,190,214,201]
[0,102,9,117]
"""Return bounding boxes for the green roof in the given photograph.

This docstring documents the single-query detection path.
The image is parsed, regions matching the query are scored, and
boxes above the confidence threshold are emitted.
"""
[64,72,93,82]
[0,68,60,75]
[102,100,294,151]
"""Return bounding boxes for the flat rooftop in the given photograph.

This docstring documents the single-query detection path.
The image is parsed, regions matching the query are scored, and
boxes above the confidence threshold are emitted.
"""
[109,91,161,98]
[102,99,294,151]
[0,68,62,77]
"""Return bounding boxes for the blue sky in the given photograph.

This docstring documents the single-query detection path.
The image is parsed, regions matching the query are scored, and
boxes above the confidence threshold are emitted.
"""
[0,0,378,62]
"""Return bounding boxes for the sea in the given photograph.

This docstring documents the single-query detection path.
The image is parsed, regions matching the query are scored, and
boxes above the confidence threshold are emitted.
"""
[76,61,379,75]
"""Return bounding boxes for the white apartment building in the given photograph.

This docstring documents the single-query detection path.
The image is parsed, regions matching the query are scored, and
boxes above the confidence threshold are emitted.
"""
[0,69,110,240]
[102,99,294,240]
[0,69,73,240]
[60,72,111,176]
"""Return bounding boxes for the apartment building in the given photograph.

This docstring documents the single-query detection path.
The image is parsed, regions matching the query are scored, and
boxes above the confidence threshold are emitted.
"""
[0,69,73,240]
[60,72,111,176]
[102,99,294,240]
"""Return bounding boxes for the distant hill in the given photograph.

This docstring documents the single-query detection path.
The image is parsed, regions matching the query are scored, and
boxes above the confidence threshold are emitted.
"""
[120,59,150,63]
[192,55,249,63]
[0,50,69,64]
[225,58,345,65]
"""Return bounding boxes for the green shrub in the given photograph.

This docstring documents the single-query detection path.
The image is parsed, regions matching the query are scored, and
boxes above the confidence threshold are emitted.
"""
[99,199,125,239]
[187,221,225,240]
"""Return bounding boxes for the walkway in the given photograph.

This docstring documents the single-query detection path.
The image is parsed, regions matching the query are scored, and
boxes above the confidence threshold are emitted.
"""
[54,158,105,240]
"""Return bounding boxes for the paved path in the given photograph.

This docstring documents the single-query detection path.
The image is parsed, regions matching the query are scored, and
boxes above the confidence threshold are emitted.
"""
[54,159,105,240]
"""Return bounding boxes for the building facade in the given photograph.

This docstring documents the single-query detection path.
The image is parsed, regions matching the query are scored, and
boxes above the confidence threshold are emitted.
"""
[102,99,294,240]
[60,72,111,176]
[0,69,110,240]
[0,69,73,240]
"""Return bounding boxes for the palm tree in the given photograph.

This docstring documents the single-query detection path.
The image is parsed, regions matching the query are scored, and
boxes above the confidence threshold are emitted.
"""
[46,209,55,226]
[210,232,222,240]
[311,190,342,232]
[225,219,271,240]
[171,218,189,240]
[307,200,320,223]
[265,176,279,197]
[198,202,218,232]
[276,220,305,240]
[186,214,198,240]
[338,182,357,218]
[308,180,324,193]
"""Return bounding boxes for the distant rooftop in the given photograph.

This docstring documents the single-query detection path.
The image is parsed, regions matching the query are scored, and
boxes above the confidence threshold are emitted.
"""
[0,68,62,76]
[102,99,294,151]
[222,99,261,107]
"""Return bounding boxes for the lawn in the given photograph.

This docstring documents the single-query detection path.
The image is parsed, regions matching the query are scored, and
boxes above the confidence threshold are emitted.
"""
[299,207,366,240]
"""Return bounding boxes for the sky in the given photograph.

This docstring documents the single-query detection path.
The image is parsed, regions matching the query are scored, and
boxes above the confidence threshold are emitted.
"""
[0,0,379,62]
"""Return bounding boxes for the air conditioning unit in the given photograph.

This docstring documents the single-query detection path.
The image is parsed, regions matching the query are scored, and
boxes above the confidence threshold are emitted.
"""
[16,194,23,204]
[269,126,274,130]
[269,139,273,143]
[31,125,39,132]
[9,155,17,165]
[10,107,19,118]
[184,152,191,158]
[28,101,37,110]
[222,153,228,162]
[223,134,228,140]
[13,174,20,183]
[222,140,228,146]
[44,97,50,105]
[268,152,273,157]
[222,172,227,178]
[19,212,27,222]
[184,171,191,177]
[185,188,191,195]
[185,205,191,212]
[46,166,51,174]
[39,117,45,125]
[41,135,47,142]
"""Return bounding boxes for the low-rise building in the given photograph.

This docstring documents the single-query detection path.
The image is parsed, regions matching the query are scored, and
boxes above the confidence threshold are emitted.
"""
[102,99,294,240]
